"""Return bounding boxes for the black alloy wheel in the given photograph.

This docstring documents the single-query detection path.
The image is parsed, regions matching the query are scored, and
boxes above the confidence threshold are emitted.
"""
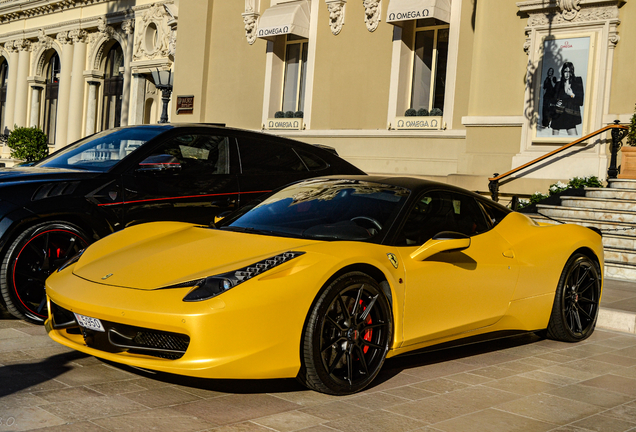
[547,253,601,342]
[0,222,89,324]
[300,272,392,395]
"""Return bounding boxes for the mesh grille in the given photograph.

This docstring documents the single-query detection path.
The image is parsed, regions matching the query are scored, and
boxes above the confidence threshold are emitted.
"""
[133,331,190,352]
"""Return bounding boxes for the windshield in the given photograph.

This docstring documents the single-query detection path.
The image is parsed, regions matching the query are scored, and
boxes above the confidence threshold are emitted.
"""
[221,179,410,242]
[35,127,170,172]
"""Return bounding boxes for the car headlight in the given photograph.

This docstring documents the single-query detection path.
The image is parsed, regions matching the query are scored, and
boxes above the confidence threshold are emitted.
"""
[180,251,305,302]
[56,249,85,273]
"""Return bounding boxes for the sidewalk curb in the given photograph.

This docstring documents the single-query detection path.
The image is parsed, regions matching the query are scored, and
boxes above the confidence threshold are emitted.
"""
[597,307,636,334]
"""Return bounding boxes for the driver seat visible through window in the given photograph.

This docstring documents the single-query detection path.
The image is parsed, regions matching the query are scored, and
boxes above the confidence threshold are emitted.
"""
[398,191,490,246]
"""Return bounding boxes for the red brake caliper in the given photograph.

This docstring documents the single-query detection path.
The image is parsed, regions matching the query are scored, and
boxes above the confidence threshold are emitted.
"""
[360,300,372,354]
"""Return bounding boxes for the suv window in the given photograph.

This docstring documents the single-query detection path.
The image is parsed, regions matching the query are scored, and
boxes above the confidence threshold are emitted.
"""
[396,190,490,246]
[147,134,230,175]
[238,139,308,174]
[296,148,329,171]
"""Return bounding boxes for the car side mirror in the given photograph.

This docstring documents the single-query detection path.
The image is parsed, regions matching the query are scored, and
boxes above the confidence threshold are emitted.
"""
[409,231,471,261]
[136,154,182,174]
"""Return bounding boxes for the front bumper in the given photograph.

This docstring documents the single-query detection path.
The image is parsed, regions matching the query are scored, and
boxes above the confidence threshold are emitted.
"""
[45,267,313,379]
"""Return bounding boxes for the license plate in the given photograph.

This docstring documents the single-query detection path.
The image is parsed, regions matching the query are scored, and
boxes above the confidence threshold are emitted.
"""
[74,313,105,332]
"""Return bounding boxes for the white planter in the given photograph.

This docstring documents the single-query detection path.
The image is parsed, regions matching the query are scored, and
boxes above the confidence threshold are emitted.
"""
[266,118,304,130]
[393,116,443,130]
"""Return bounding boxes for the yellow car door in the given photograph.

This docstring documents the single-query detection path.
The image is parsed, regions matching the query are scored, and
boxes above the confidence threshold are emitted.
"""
[393,190,520,347]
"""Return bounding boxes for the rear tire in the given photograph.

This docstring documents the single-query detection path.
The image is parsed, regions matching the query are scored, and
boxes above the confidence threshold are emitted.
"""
[299,272,392,395]
[0,222,90,324]
[546,253,601,342]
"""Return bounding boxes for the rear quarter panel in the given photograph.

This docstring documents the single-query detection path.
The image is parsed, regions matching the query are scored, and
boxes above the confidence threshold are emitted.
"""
[495,212,604,301]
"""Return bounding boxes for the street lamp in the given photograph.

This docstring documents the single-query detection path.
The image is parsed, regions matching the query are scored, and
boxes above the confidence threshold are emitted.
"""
[151,68,174,124]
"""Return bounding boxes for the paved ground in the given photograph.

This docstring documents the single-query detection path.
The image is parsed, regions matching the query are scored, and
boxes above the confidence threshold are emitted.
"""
[1,279,636,432]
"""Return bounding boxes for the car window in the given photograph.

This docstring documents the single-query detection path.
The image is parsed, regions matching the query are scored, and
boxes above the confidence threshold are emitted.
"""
[396,191,490,246]
[147,134,230,175]
[36,127,166,171]
[296,148,329,171]
[238,138,308,174]
[478,199,511,227]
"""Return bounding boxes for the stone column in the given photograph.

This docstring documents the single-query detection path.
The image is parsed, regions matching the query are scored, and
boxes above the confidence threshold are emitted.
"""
[29,86,43,127]
[85,80,101,135]
[13,39,32,128]
[130,73,147,125]
[121,19,135,126]
[3,42,19,134]
[55,32,73,149]
[66,29,88,145]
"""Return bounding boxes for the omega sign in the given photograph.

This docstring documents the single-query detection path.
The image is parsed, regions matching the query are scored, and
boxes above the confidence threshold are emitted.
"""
[388,9,429,21]
[267,118,302,130]
[258,26,290,37]
[394,116,442,130]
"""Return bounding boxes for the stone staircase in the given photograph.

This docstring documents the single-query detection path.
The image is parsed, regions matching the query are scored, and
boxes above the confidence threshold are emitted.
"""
[530,178,636,281]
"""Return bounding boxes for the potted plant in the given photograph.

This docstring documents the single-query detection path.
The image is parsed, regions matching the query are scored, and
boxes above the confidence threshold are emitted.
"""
[619,104,636,179]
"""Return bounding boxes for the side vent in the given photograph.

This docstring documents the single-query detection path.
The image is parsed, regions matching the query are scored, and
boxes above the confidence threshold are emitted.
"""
[32,182,80,201]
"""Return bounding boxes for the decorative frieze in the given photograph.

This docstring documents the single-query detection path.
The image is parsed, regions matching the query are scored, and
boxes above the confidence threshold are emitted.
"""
[325,0,346,35]
[57,31,72,45]
[0,0,111,24]
[362,0,380,32]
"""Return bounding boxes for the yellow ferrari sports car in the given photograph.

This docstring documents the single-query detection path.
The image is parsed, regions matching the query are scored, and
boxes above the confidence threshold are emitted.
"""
[46,176,603,395]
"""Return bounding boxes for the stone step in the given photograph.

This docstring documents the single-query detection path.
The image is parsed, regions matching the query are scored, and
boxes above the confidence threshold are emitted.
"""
[585,187,636,201]
[605,262,636,281]
[560,196,636,211]
[605,247,636,266]
[603,234,636,249]
[608,178,636,190]
[529,214,636,237]
[536,204,636,224]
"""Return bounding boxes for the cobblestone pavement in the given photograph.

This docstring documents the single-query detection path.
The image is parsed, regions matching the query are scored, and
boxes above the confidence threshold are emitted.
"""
[0,317,635,432]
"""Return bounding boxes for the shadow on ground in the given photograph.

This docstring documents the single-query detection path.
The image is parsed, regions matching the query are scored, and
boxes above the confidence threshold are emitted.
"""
[98,331,543,395]
[0,351,89,398]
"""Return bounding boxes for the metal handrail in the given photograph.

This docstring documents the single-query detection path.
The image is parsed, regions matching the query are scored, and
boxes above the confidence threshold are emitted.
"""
[488,120,629,202]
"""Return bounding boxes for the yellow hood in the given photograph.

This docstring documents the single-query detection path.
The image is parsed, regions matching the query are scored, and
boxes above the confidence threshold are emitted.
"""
[72,222,317,289]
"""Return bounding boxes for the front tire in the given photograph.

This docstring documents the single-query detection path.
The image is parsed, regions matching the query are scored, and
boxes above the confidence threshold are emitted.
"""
[299,272,392,395]
[0,222,90,324]
[546,253,601,342]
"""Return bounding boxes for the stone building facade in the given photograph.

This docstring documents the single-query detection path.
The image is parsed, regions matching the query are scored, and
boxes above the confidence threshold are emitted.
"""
[1,0,634,195]
[171,0,635,194]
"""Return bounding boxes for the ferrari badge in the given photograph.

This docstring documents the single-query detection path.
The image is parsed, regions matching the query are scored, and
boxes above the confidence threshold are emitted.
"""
[387,253,399,269]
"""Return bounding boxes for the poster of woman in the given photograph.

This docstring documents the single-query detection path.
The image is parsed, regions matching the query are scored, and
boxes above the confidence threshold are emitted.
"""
[536,36,590,139]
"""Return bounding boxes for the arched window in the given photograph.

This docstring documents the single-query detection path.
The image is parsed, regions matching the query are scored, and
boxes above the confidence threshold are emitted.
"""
[0,60,8,135]
[44,52,60,146]
[101,43,124,130]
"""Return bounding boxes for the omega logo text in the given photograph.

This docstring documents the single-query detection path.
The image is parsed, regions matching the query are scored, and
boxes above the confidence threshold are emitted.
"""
[389,9,429,21]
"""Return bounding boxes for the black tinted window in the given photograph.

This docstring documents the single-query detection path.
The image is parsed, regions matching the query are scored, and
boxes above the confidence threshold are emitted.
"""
[146,134,230,174]
[479,200,511,227]
[238,139,308,174]
[296,149,329,171]
[396,191,490,246]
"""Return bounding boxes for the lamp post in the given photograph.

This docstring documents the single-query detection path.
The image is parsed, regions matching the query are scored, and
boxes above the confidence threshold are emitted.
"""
[151,68,174,124]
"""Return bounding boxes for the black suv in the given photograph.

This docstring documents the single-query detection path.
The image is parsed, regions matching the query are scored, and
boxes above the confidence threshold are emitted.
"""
[0,124,364,323]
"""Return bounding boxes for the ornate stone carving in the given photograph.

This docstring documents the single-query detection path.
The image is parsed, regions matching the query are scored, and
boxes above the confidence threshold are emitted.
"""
[527,6,617,26]
[3,41,17,53]
[134,3,172,61]
[122,19,135,35]
[57,31,72,45]
[523,39,531,55]
[558,0,580,21]
[36,29,55,51]
[97,17,115,37]
[326,0,346,36]
[609,32,620,47]
[362,0,380,32]
[15,39,32,52]
[69,29,88,44]
[242,12,259,45]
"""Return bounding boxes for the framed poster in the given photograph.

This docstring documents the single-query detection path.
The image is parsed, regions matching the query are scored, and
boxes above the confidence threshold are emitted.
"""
[535,36,592,140]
